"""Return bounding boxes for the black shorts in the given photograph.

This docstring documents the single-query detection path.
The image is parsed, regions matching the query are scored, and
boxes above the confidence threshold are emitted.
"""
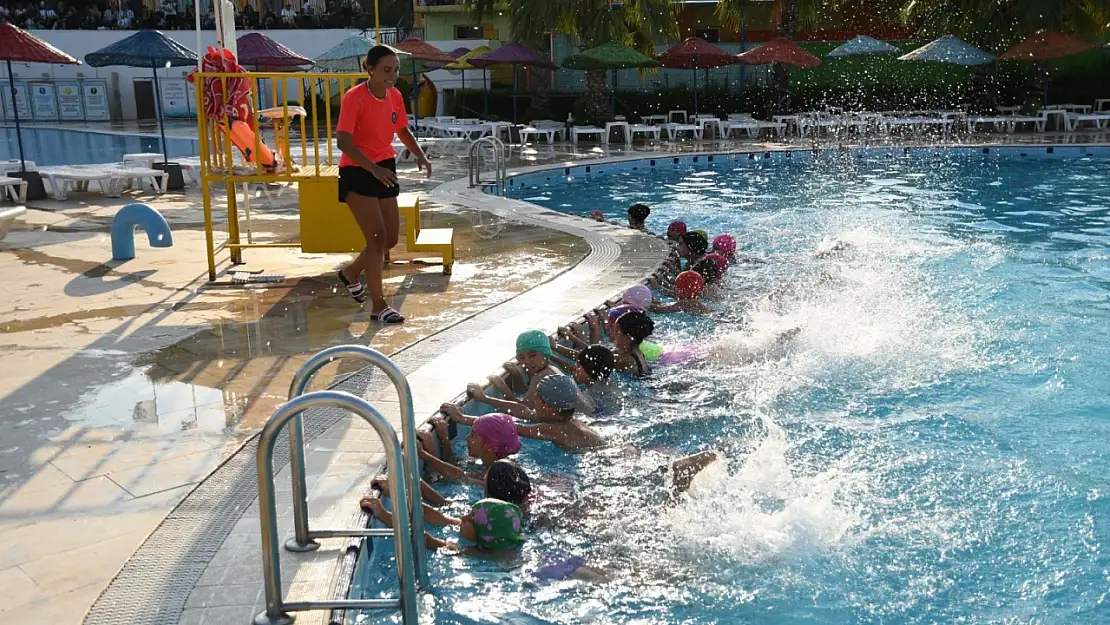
[338,159,399,202]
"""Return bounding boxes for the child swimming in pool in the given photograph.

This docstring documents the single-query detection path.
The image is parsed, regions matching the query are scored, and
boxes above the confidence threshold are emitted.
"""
[627,203,651,230]
[650,270,709,315]
[666,220,687,242]
[610,310,655,377]
[363,496,525,553]
[418,412,522,484]
[677,230,709,267]
[497,329,564,408]
[450,375,606,452]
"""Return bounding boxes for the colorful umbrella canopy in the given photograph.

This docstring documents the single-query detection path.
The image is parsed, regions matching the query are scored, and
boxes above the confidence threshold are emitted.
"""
[999,31,1099,61]
[827,35,902,58]
[0,23,80,174]
[468,43,557,123]
[0,22,80,65]
[562,42,660,71]
[563,42,659,119]
[424,47,470,71]
[659,38,739,117]
[737,37,821,69]
[86,31,199,164]
[443,45,493,71]
[314,36,409,71]
[658,37,738,70]
[468,43,558,70]
[236,32,311,70]
[394,39,454,133]
[898,35,995,66]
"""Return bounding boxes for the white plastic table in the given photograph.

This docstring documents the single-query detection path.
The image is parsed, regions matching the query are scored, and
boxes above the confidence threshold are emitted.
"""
[571,126,606,145]
[641,114,667,125]
[605,121,631,144]
[628,124,661,141]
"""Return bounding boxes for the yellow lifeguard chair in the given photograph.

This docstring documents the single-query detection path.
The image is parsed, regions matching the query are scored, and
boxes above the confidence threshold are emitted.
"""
[193,71,455,281]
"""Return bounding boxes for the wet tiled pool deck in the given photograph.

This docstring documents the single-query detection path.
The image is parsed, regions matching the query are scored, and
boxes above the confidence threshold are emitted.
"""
[2,128,1109,624]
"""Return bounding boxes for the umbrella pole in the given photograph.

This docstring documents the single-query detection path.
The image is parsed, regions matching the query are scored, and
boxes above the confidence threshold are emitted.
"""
[611,69,616,119]
[411,67,420,138]
[6,60,27,173]
[512,66,518,124]
[152,65,170,164]
[693,64,699,118]
[461,69,465,116]
[483,68,488,118]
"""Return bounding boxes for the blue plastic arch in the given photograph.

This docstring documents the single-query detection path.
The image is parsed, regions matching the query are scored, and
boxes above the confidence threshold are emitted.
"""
[111,203,173,261]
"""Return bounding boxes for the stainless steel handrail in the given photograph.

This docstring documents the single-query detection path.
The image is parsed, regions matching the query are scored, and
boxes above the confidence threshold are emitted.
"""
[254,390,418,625]
[283,345,429,588]
[467,135,506,193]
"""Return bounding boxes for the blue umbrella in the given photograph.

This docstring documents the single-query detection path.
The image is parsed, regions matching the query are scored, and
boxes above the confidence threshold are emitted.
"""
[85,30,198,164]
[898,35,995,66]
[827,35,902,58]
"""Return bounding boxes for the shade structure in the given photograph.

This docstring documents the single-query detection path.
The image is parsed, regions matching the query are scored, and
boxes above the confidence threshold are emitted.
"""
[395,39,455,135]
[86,30,198,165]
[737,37,821,69]
[468,43,558,124]
[424,47,470,71]
[898,35,995,66]
[236,32,312,70]
[999,31,1099,61]
[444,45,493,117]
[827,35,901,58]
[0,24,80,173]
[314,37,409,72]
[659,38,740,117]
[564,42,660,118]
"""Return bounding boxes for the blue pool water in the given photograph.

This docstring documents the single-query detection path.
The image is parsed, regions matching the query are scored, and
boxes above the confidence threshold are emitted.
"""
[358,150,1110,623]
[0,127,199,166]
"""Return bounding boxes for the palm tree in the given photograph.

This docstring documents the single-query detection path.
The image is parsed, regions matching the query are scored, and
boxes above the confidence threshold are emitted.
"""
[900,0,1110,49]
[465,0,679,122]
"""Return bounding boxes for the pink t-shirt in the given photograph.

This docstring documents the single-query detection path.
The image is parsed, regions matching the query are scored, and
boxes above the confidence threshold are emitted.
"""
[336,83,409,166]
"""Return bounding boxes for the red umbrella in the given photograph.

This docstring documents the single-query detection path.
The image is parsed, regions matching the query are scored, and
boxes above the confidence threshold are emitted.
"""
[999,31,1099,61]
[737,37,821,69]
[394,38,455,64]
[658,37,741,117]
[0,23,80,173]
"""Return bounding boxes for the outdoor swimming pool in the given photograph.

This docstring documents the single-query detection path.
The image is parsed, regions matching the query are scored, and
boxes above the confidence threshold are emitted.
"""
[356,148,1110,623]
[0,127,198,166]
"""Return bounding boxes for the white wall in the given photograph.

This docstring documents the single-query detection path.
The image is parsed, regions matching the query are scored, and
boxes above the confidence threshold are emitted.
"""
[4,29,492,121]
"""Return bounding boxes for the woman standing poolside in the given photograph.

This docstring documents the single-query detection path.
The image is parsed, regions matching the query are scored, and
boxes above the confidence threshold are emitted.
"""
[335,45,431,323]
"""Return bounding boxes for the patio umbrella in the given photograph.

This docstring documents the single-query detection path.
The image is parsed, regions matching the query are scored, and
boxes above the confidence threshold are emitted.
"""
[395,38,454,134]
[314,36,410,72]
[1000,31,1099,105]
[468,43,558,124]
[562,42,660,118]
[424,47,469,71]
[738,37,821,69]
[443,45,492,117]
[658,38,740,117]
[0,23,80,175]
[86,30,198,165]
[237,32,311,71]
[827,35,901,58]
[898,35,995,66]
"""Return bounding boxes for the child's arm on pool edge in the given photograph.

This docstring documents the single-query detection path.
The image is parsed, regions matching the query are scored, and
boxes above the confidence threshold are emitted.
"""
[460,387,540,421]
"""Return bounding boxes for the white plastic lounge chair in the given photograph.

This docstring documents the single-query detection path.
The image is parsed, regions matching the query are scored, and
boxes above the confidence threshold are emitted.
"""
[39,167,121,200]
[1,159,37,175]
[721,120,760,138]
[1,175,29,204]
[1068,113,1110,130]
[695,117,722,139]
[668,110,688,124]
[629,124,662,141]
[1007,112,1048,133]
[519,126,561,144]
[571,126,606,145]
[108,166,170,194]
[662,123,701,140]
[966,116,1012,133]
[0,205,26,241]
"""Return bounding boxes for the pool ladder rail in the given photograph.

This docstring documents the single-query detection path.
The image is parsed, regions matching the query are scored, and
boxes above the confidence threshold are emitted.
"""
[468,135,507,194]
[254,345,429,625]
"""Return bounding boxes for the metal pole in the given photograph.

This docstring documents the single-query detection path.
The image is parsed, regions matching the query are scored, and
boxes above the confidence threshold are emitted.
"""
[6,60,27,173]
[483,67,488,117]
[373,0,380,44]
[610,68,616,119]
[512,65,518,124]
[194,0,203,68]
[284,345,430,587]
[255,391,418,625]
[411,66,419,137]
[152,64,170,164]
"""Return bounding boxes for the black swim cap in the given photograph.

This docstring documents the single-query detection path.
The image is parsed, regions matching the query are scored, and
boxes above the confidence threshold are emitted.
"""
[486,459,532,505]
[616,311,655,343]
[578,344,615,381]
[691,257,721,284]
[681,231,709,256]
[628,204,651,222]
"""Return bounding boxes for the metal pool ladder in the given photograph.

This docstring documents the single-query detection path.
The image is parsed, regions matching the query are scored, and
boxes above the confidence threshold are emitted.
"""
[253,346,429,625]
[468,135,506,194]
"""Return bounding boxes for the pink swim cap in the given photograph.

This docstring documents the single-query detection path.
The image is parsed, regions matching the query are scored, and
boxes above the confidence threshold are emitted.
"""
[704,252,729,274]
[608,303,641,321]
[472,413,521,458]
[667,221,687,237]
[621,284,652,310]
[589,210,604,220]
[712,234,737,256]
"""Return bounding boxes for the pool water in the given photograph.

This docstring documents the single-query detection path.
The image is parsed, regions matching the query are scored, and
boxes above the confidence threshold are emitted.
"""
[359,151,1110,623]
[1,127,198,166]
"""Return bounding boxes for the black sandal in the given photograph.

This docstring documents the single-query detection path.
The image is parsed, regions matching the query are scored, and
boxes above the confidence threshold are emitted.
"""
[371,306,405,324]
[338,270,366,303]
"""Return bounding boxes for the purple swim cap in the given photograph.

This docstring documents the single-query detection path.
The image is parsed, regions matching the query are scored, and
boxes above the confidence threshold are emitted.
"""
[472,413,522,458]
[608,303,642,321]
